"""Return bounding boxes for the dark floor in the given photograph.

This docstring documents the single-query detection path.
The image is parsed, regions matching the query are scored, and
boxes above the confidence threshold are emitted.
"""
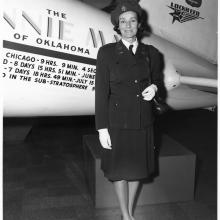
[3,109,217,220]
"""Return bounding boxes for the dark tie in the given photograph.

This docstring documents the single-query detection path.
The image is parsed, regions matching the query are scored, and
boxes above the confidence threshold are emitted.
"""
[129,45,134,55]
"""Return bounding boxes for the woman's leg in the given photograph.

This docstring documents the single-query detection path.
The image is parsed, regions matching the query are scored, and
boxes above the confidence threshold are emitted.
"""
[128,181,140,220]
[113,180,131,220]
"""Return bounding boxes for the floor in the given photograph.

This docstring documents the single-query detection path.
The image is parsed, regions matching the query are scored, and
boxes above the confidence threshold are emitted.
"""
[3,109,217,220]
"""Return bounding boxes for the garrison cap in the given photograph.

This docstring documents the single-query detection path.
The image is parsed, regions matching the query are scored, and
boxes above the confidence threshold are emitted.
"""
[111,0,142,26]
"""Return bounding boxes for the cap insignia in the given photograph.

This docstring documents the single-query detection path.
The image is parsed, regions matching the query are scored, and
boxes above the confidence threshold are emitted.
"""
[121,6,127,12]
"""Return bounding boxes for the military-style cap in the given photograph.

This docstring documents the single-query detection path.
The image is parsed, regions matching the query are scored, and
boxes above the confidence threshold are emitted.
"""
[111,0,142,26]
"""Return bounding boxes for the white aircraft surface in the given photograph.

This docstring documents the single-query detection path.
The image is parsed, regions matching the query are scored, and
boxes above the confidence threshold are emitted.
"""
[2,0,217,116]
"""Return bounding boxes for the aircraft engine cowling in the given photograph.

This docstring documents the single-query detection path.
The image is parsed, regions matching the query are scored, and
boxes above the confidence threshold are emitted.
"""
[163,59,180,91]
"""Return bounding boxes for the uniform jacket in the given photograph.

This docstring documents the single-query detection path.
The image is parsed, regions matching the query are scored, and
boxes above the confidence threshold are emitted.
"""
[95,40,164,130]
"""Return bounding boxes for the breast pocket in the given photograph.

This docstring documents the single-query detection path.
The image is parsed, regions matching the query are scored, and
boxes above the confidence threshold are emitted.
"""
[109,61,121,83]
[110,60,132,83]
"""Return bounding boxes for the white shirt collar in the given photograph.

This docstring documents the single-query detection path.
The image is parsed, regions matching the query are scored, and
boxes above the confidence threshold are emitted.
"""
[121,38,138,54]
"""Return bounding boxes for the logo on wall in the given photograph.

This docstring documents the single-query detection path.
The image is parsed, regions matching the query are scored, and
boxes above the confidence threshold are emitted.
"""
[168,2,204,24]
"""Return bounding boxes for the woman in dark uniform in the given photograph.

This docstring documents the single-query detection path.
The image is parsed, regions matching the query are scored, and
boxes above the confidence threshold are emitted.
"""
[95,1,163,219]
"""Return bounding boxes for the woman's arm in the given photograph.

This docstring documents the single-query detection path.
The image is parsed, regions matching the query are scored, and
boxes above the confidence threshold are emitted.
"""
[149,45,164,94]
[95,47,112,149]
[95,47,110,130]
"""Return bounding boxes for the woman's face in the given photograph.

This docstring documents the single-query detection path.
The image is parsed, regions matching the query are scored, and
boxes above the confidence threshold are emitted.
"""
[118,11,140,42]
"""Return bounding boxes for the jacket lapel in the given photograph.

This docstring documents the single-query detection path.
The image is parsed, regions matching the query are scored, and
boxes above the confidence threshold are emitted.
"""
[113,41,150,81]
[115,40,137,66]
[135,42,147,61]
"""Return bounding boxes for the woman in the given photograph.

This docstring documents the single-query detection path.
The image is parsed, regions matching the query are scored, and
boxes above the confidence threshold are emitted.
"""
[95,1,163,219]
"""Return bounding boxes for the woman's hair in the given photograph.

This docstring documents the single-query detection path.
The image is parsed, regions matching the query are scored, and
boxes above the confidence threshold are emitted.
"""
[113,12,146,39]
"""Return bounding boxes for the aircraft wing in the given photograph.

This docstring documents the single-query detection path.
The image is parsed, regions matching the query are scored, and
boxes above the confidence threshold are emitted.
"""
[166,85,217,110]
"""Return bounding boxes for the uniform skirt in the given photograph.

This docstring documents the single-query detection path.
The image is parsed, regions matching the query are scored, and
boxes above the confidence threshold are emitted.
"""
[100,125,155,181]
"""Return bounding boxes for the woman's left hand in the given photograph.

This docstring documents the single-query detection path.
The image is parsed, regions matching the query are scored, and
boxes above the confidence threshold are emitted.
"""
[142,84,157,101]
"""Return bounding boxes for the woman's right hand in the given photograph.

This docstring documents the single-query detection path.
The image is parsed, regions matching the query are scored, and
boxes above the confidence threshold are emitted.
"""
[98,128,112,149]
